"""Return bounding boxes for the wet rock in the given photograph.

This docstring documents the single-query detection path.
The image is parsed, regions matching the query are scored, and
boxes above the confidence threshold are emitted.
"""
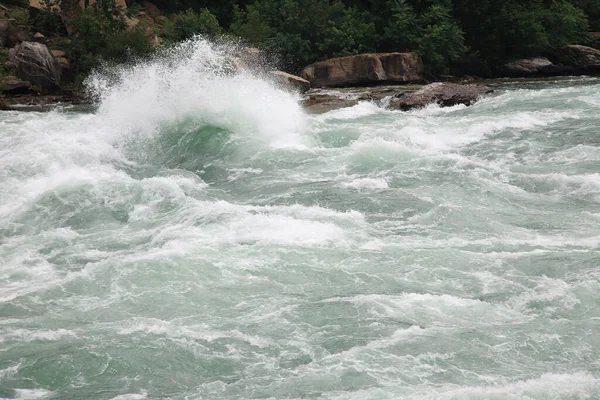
[554,45,600,74]
[388,82,492,111]
[302,94,360,114]
[300,53,424,87]
[11,41,61,90]
[269,71,310,93]
[503,57,560,77]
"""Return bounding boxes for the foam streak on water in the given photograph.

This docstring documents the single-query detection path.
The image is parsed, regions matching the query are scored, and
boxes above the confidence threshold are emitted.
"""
[1,39,599,399]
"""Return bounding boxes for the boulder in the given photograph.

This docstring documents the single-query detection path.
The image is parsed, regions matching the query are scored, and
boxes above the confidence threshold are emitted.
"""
[300,53,423,87]
[503,57,559,77]
[388,82,492,111]
[10,41,61,90]
[554,45,600,73]
[33,32,46,43]
[269,71,311,93]
[1,77,33,94]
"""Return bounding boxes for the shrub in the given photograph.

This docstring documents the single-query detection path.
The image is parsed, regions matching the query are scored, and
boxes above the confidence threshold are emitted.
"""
[163,8,222,42]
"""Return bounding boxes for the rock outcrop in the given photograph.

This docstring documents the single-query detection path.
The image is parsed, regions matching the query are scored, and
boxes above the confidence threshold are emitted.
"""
[269,71,311,93]
[300,53,424,87]
[10,41,61,90]
[388,82,492,111]
[554,45,600,74]
[503,57,558,77]
[1,76,33,94]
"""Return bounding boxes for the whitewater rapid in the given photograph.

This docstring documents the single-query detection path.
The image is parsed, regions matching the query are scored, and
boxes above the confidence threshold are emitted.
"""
[1,39,599,399]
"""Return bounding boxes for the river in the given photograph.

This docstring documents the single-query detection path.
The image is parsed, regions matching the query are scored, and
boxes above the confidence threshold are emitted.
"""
[1,39,599,399]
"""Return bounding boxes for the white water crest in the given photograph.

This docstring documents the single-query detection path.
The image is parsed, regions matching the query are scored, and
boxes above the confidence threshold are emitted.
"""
[1,38,600,399]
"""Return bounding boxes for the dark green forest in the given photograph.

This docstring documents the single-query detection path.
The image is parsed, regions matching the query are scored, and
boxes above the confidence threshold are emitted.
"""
[4,0,600,81]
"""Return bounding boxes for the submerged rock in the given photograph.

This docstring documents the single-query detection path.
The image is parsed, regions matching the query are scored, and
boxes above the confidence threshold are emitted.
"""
[269,71,310,93]
[300,53,424,87]
[388,82,492,111]
[10,41,61,90]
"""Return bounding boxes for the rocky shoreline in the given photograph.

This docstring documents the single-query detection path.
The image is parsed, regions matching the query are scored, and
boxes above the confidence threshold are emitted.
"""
[2,45,600,113]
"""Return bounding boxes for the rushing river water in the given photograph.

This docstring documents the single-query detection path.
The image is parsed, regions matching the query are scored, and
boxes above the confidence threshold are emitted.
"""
[1,40,600,400]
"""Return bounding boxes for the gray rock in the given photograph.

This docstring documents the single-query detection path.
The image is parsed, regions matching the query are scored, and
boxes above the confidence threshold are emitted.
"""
[504,57,559,77]
[388,82,492,111]
[269,71,310,93]
[554,45,600,73]
[10,41,61,90]
[300,53,424,87]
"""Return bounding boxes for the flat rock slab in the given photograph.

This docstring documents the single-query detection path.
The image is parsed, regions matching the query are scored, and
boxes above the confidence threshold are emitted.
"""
[388,82,493,111]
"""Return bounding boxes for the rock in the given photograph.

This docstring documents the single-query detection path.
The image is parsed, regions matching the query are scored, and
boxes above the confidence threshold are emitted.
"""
[33,32,46,43]
[554,45,600,73]
[503,57,559,77]
[269,71,310,93]
[55,56,69,68]
[300,53,423,87]
[29,0,46,10]
[10,41,61,90]
[4,60,15,69]
[388,82,492,111]
[1,77,33,94]
[0,98,9,110]
[51,49,65,58]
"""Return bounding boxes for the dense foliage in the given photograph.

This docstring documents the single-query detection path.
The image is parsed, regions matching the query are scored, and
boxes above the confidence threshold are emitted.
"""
[4,0,598,84]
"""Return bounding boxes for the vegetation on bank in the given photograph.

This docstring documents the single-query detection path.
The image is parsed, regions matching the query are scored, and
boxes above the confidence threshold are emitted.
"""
[0,0,599,90]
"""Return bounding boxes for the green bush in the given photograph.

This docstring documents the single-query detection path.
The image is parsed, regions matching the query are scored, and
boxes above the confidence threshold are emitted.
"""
[231,0,376,72]
[163,8,222,42]
[104,29,155,62]
[7,7,29,25]
[0,49,16,78]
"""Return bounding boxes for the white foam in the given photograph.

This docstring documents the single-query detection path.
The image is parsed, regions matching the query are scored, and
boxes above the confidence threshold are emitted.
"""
[340,177,389,190]
[316,101,384,121]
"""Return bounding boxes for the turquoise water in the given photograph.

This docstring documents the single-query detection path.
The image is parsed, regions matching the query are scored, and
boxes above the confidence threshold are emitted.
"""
[1,41,600,399]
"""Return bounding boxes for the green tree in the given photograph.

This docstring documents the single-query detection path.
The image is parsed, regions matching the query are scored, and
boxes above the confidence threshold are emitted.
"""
[163,8,223,42]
